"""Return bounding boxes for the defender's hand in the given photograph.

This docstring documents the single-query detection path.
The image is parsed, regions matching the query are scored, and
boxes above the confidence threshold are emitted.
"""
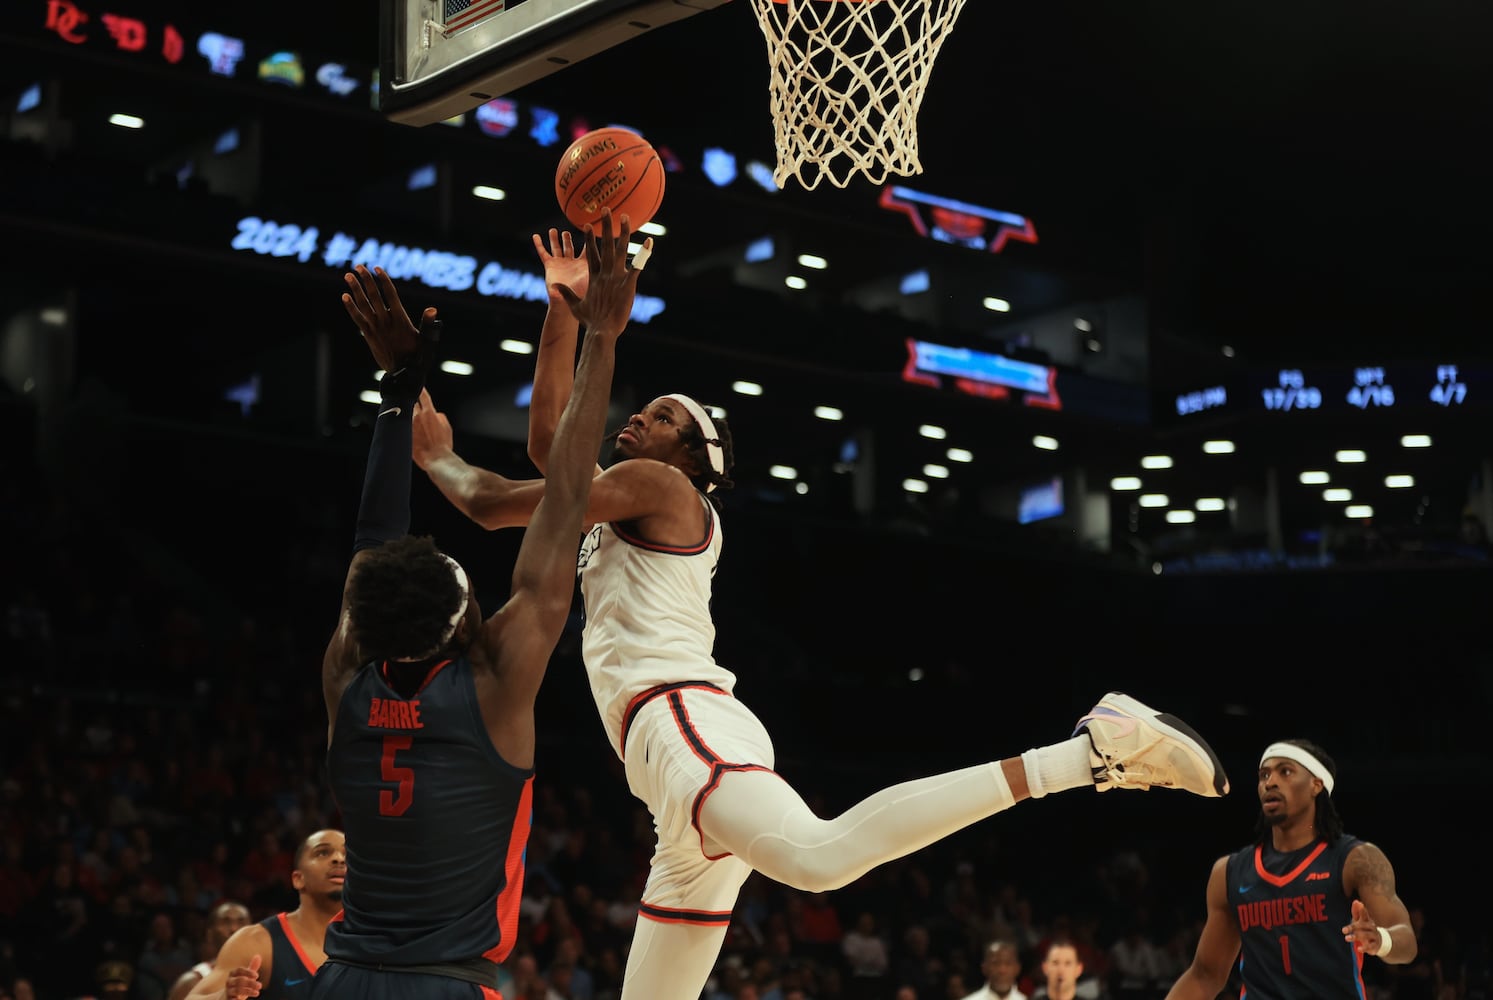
[553,207,651,338]
[412,388,455,470]
[533,228,589,304]
[342,265,434,374]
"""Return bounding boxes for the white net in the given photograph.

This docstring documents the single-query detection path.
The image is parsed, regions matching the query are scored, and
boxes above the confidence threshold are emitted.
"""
[748,0,969,190]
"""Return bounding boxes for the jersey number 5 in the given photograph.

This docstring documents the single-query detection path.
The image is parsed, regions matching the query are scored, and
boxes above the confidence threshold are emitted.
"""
[380,735,414,816]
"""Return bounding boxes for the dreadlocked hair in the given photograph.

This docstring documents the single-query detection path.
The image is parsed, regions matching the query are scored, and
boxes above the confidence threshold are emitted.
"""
[681,410,735,508]
[1254,737,1344,845]
[346,535,464,664]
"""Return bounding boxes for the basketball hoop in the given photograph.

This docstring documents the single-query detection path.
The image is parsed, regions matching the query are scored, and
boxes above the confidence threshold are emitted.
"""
[747,0,969,190]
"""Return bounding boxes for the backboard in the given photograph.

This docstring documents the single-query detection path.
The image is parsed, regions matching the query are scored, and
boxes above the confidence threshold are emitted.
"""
[378,0,731,126]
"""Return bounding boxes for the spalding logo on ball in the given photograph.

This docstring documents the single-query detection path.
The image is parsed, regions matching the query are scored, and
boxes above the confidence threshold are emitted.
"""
[555,127,665,233]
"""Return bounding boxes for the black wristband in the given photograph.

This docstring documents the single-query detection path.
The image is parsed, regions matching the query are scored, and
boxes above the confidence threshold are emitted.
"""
[379,315,443,403]
[379,365,424,404]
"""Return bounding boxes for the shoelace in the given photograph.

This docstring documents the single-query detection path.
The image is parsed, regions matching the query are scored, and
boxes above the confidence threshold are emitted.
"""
[1098,735,1177,787]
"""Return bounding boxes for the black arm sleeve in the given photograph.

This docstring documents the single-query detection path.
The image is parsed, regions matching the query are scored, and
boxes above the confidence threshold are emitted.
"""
[352,318,440,554]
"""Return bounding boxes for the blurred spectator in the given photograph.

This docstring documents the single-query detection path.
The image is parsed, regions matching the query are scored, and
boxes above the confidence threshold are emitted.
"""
[547,937,595,1000]
[1031,940,1102,1000]
[134,912,193,1000]
[165,900,250,1000]
[963,939,1026,1000]
[793,890,845,967]
[843,912,890,1000]
[1104,917,1162,1000]
[89,960,135,1000]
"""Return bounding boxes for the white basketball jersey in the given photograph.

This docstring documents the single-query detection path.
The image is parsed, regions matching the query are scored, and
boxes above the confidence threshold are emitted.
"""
[577,495,737,757]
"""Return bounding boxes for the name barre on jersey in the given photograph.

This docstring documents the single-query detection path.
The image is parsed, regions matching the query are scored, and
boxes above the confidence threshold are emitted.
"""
[368,697,425,730]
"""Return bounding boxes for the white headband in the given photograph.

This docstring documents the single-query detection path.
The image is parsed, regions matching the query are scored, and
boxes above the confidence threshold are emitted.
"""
[665,393,724,492]
[1260,742,1334,795]
[396,555,470,662]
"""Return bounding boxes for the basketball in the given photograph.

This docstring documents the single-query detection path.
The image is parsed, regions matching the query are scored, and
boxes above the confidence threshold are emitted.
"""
[554,127,665,233]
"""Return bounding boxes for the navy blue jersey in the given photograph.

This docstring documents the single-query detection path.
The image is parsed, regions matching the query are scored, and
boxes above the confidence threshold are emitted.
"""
[261,913,316,1000]
[325,656,534,966]
[1226,834,1366,1000]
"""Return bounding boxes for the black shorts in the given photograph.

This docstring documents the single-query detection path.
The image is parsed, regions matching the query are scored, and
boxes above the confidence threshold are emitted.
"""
[309,961,500,1000]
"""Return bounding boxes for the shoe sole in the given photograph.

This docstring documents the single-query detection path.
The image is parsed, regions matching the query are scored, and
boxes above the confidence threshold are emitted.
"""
[1086,691,1230,797]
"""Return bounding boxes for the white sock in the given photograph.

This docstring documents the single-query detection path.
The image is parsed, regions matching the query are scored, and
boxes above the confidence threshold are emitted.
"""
[1021,735,1095,797]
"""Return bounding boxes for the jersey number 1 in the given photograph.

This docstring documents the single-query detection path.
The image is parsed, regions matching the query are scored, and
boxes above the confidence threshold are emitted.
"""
[380,735,414,816]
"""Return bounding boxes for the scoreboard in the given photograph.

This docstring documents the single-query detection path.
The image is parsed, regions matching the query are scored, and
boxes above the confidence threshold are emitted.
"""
[1170,362,1493,421]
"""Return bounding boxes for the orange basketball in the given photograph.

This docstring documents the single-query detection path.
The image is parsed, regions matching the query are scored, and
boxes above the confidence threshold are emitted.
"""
[554,127,665,234]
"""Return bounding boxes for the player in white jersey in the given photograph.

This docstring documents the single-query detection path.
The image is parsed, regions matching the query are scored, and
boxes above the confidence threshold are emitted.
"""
[574,487,736,752]
[409,227,1232,1000]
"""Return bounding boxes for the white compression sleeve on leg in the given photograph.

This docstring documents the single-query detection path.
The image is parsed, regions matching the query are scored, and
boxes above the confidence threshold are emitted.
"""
[619,908,732,1000]
[699,763,1016,894]
[1021,735,1095,797]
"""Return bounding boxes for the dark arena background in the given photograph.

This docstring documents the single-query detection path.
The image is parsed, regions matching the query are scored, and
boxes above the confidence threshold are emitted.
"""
[2,1,1490,999]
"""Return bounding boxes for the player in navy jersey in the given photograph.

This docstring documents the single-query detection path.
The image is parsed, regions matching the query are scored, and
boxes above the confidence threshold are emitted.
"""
[186,830,344,1000]
[312,210,645,999]
[1163,738,1418,1000]
[406,230,1231,1000]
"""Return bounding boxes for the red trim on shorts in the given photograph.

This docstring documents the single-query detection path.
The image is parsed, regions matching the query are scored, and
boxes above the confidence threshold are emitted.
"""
[276,912,319,977]
[638,901,733,926]
[619,682,727,759]
[692,763,778,860]
[480,988,503,1000]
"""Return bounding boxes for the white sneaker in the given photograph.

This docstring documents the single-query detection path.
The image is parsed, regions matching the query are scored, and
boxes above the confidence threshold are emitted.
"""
[1073,692,1229,796]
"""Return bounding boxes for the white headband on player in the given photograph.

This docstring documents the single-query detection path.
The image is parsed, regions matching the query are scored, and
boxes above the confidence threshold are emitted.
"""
[396,555,470,662]
[665,393,724,493]
[1260,742,1334,795]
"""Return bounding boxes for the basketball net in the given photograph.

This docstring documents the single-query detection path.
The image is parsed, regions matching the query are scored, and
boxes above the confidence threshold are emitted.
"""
[748,0,969,190]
